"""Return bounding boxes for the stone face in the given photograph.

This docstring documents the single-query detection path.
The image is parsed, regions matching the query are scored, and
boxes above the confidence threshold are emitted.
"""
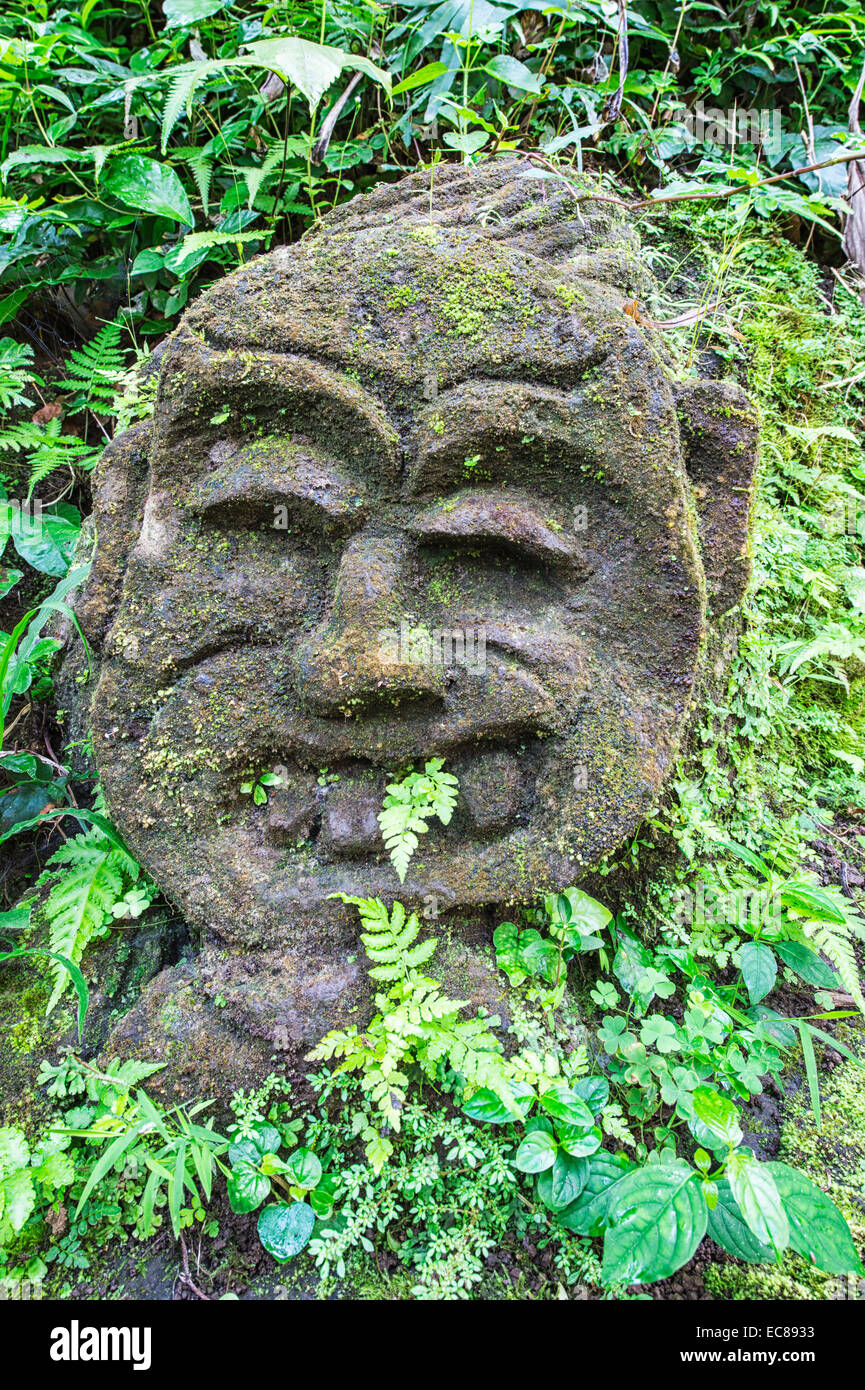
[69,159,758,1060]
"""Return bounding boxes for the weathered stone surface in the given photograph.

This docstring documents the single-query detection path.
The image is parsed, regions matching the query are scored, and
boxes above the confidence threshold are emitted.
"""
[62,158,758,1076]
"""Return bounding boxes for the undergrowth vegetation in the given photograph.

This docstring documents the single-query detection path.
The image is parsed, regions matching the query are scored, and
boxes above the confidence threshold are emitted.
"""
[2,0,865,1303]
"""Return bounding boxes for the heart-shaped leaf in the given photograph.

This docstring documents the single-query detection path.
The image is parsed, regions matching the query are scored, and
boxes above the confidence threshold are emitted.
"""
[257,1202,315,1262]
[228,1122,281,1167]
[602,1160,708,1285]
[283,1148,322,1190]
[739,942,777,1004]
[227,1161,270,1214]
[515,1129,557,1173]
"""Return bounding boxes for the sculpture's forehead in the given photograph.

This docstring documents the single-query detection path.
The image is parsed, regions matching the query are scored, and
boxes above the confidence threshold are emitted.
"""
[153,228,681,508]
[180,226,658,394]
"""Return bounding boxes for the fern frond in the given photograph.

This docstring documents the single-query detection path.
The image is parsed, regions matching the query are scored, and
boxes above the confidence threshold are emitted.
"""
[180,148,213,214]
[377,760,459,880]
[55,322,126,416]
[161,68,210,152]
[43,827,140,1012]
[27,421,101,492]
[804,917,865,1013]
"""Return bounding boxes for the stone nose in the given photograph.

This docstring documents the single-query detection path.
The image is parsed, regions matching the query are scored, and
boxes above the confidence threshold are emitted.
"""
[295,535,447,717]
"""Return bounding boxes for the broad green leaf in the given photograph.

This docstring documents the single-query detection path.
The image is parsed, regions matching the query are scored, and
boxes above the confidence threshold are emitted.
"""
[309,1175,336,1217]
[557,1150,636,1237]
[104,156,193,225]
[515,1129,557,1173]
[283,1148,322,1190]
[462,1080,533,1124]
[493,921,557,982]
[539,1086,594,1127]
[692,1086,743,1148]
[391,62,450,96]
[739,942,777,1004]
[443,130,489,155]
[0,906,31,932]
[257,1201,315,1261]
[775,940,840,990]
[546,888,612,936]
[537,1152,589,1211]
[602,1160,708,1285]
[573,1076,610,1116]
[707,1178,775,1264]
[484,54,542,94]
[163,0,232,26]
[227,1161,270,1214]
[612,931,653,995]
[555,1123,602,1159]
[246,38,391,111]
[720,840,771,878]
[131,248,164,275]
[12,506,80,577]
[227,1122,281,1166]
[726,1149,788,1256]
[778,883,847,925]
[767,1161,863,1275]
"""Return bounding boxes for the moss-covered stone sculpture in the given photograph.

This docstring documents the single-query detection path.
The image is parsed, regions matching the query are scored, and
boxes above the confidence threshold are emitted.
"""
[67,159,758,1087]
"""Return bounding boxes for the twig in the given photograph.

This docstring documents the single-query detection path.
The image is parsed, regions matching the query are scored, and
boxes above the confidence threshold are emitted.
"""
[647,0,686,129]
[603,0,629,125]
[312,70,364,165]
[525,148,865,212]
[177,1233,211,1300]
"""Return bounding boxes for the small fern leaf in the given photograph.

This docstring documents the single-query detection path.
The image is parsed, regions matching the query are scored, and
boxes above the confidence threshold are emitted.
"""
[44,828,138,1011]
[161,67,211,152]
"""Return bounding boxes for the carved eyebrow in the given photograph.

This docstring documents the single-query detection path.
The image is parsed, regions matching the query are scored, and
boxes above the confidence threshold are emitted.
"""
[406,380,593,497]
[157,342,400,478]
[188,443,368,534]
[414,492,590,571]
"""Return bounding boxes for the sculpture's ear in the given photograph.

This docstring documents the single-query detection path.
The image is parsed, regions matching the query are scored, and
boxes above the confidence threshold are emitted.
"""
[75,420,151,655]
[674,379,760,616]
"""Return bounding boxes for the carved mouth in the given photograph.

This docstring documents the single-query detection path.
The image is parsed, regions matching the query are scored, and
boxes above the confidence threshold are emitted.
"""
[252,738,546,859]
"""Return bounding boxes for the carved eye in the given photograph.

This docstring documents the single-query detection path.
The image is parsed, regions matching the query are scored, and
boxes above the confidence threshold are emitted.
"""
[413,493,592,576]
[188,443,368,537]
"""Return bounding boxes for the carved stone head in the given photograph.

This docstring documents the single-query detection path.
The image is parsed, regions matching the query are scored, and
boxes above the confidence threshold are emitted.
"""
[75,160,757,1049]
